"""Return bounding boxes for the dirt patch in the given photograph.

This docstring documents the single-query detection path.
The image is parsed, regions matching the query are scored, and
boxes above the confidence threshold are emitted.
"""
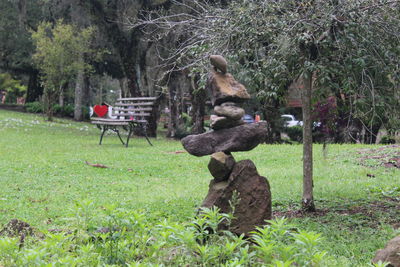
[274,209,329,219]
[0,219,34,238]
[273,199,400,229]
[358,145,400,168]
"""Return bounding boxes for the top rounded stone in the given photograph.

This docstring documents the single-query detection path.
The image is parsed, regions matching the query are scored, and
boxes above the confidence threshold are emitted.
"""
[207,55,250,106]
[210,55,228,74]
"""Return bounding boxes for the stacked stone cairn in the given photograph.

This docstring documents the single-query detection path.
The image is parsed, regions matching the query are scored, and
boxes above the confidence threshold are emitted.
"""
[181,55,272,236]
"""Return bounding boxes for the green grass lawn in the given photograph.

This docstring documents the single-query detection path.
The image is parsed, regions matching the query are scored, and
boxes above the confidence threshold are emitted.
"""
[0,109,399,266]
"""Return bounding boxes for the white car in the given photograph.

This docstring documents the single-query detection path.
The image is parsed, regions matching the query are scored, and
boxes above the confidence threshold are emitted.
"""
[281,114,303,127]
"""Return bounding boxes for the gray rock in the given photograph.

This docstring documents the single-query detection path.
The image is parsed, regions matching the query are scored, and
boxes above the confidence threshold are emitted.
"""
[202,160,272,235]
[207,71,250,106]
[181,122,268,157]
[210,115,244,130]
[208,152,236,182]
[373,235,400,267]
[214,104,245,121]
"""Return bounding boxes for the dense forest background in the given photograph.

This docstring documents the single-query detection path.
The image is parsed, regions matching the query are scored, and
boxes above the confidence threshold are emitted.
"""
[0,0,399,142]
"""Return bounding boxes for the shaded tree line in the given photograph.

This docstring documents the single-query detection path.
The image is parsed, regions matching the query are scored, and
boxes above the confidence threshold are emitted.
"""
[0,0,398,143]
[0,0,216,136]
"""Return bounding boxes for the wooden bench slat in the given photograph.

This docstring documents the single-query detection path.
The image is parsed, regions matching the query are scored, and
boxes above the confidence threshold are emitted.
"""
[111,113,151,117]
[91,117,148,122]
[115,102,154,106]
[113,107,153,112]
[118,97,157,101]
[91,121,129,126]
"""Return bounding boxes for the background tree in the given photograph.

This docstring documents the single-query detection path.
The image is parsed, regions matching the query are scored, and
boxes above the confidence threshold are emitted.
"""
[137,0,400,210]
[31,20,96,120]
[0,0,47,102]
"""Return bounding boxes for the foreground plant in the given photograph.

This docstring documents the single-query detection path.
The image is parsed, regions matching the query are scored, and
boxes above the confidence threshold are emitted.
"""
[0,203,336,266]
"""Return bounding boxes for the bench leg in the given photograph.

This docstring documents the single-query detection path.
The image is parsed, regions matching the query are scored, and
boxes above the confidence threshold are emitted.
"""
[142,123,153,146]
[115,129,126,146]
[99,126,107,145]
[125,125,133,148]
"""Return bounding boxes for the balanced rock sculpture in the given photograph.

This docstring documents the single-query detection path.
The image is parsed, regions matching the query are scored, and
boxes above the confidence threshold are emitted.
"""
[181,55,271,236]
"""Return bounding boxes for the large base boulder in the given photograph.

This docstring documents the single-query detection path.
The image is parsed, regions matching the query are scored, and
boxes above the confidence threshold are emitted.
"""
[181,122,267,156]
[202,160,271,235]
[373,236,400,267]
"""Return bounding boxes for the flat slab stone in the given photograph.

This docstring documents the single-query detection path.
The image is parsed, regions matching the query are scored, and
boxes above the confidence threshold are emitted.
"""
[181,122,268,157]
[210,115,244,130]
[202,160,272,235]
[207,71,250,106]
[214,103,245,120]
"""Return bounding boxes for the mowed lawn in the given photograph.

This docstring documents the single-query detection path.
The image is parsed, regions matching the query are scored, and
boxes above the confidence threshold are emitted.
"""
[0,109,399,265]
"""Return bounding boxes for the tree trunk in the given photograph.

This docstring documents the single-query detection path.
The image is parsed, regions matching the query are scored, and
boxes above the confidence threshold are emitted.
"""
[301,72,316,212]
[167,72,182,138]
[45,91,55,121]
[118,78,128,98]
[17,0,27,27]
[147,95,162,137]
[26,69,43,103]
[58,89,64,107]
[125,60,142,97]
[189,75,206,134]
[80,0,142,97]
[83,74,91,115]
[74,68,84,121]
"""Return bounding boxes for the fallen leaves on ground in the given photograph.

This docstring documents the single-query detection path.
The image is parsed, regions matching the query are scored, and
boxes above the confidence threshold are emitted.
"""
[85,161,109,168]
[357,145,400,168]
[165,150,187,154]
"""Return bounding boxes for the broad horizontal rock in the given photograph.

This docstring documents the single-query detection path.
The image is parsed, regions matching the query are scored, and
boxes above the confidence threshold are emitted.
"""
[202,159,272,235]
[181,122,267,156]
[207,71,250,106]
[214,103,245,120]
[210,115,244,130]
[208,152,236,182]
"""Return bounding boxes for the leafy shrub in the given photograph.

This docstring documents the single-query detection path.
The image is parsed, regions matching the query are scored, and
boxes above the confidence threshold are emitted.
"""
[286,126,303,142]
[0,73,27,104]
[175,125,191,139]
[82,106,91,120]
[380,135,395,144]
[25,101,43,113]
[175,113,193,139]
[60,104,74,117]
[25,102,75,117]
[53,104,74,117]
[52,104,63,115]
[0,203,332,266]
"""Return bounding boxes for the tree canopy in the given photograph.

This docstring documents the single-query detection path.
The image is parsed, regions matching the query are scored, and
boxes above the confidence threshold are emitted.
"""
[31,20,96,120]
[135,0,399,141]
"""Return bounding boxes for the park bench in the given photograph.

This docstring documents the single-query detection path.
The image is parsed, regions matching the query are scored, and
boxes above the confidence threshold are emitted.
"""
[90,97,156,147]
